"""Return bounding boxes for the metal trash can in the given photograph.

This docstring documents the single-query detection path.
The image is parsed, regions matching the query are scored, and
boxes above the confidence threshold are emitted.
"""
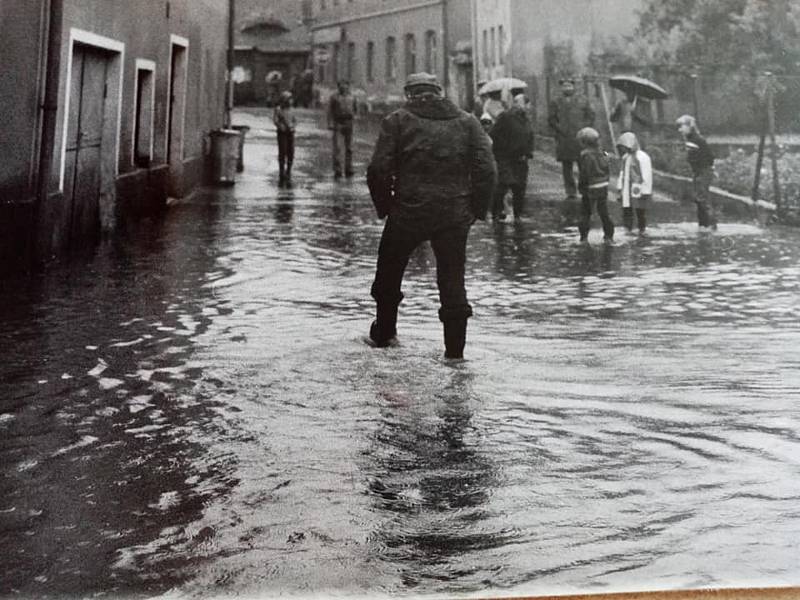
[210,129,240,185]
[231,125,250,172]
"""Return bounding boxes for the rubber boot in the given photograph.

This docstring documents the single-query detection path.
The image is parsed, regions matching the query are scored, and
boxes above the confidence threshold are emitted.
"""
[443,318,468,359]
[285,163,293,189]
[278,162,285,188]
[369,304,398,348]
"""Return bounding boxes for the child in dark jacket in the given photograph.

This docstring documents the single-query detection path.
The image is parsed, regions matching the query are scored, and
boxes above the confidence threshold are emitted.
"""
[676,114,716,229]
[577,127,614,242]
[273,91,297,188]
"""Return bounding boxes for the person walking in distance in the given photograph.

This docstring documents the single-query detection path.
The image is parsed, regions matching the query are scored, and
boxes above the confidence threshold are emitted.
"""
[366,73,497,359]
[576,127,614,243]
[327,80,357,178]
[676,114,717,230]
[272,91,296,189]
[548,77,595,201]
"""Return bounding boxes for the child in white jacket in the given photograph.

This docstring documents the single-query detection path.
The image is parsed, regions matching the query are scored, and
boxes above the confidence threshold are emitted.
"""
[616,132,652,234]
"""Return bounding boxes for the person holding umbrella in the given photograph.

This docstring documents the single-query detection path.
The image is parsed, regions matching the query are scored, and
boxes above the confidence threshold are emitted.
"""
[607,75,666,150]
[548,77,595,201]
[489,93,534,221]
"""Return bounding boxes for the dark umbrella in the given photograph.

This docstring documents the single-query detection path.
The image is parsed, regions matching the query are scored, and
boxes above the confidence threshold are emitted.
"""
[609,75,668,100]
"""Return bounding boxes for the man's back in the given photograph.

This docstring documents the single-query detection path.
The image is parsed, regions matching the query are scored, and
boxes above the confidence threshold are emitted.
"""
[368,95,495,227]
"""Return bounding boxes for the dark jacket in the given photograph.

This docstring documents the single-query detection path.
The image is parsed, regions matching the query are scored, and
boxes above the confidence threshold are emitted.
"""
[578,147,610,197]
[684,131,714,175]
[367,96,497,227]
[548,95,595,162]
[490,106,534,161]
[328,92,356,128]
[610,98,651,134]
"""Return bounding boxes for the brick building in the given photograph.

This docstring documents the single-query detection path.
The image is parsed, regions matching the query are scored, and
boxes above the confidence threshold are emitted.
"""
[310,0,474,111]
[0,0,229,270]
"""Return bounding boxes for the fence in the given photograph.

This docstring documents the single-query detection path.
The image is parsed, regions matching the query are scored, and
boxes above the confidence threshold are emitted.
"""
[541,68,800,223]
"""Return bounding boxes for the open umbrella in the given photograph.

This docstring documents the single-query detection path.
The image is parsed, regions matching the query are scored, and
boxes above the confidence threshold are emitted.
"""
[478,77,527,95]
[609,75,668,100]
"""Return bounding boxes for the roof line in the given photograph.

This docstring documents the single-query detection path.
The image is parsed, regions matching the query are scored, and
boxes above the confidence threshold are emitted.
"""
[311,0,442,31]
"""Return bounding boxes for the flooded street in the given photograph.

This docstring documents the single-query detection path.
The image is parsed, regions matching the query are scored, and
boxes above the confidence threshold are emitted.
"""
[2,109,800,599]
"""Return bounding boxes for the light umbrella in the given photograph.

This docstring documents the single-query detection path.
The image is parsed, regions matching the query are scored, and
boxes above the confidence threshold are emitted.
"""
[478,77,528,95]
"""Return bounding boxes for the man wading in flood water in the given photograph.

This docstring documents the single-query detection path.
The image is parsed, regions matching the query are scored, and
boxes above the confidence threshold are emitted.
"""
[366,72,496,359]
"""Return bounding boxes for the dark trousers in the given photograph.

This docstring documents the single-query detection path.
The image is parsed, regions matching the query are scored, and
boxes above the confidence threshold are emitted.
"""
[623,207,647,232]
[493,159,529,218]
[579,192,614,240]
[560,160,578,198]
[493,183,527,218]
[371,217,473,322]
[277,131,294,178]
[332,123,353,175]
[693,168,716,228]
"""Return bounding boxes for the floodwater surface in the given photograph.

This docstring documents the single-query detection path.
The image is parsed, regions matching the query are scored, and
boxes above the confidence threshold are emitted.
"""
[1,111,799,599]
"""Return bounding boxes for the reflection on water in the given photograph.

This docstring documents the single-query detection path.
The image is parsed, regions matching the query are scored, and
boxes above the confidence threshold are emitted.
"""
[1,122,800,598]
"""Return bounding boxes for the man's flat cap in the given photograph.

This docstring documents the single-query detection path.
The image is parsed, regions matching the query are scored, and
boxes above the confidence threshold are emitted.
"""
[404,72,442,91]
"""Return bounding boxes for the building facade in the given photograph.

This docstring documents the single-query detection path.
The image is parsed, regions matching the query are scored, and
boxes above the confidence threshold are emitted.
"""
[233,0,313,106]
[474,0,644,126]
[310,0,474,111]
[0,0,229,271]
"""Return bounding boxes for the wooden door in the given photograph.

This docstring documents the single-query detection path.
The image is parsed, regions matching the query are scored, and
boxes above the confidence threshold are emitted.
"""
[64,45,108,245]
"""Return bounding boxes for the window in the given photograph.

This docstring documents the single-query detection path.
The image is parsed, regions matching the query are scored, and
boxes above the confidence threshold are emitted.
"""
[133,62,155,168]
[386,36,397,81]
[498,25,505,65]
[482,29,488,67]
[404,33,416,77]
[332,42,339,83]
[347,41,355,82]
[490,27,496,66]
[424,30,437,74]
[366,41,375,82]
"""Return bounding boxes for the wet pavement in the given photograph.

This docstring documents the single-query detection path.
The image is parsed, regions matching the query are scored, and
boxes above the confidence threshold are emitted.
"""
[2,108,800,599]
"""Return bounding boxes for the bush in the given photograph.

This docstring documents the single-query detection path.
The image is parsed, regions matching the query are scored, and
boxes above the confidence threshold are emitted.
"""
[649,141,800,218]
[714,148,800,214]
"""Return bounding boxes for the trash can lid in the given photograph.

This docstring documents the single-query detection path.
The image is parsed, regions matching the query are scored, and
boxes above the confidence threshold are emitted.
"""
[211,128,242,137]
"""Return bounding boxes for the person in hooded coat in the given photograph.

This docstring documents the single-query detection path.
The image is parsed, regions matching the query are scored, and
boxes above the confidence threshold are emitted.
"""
[616,131,653,234]
[366,73,497,359]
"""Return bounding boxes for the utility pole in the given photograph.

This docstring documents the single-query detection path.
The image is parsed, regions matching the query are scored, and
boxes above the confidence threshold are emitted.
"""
[441,0,450,98]
[766,71,783,216]
[226,0,235,128]
[471,0,479,108]
[33,0,64,265]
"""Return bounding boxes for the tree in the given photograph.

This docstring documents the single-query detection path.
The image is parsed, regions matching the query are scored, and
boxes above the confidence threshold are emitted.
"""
[636,0,800,75]
[634,0,800,130]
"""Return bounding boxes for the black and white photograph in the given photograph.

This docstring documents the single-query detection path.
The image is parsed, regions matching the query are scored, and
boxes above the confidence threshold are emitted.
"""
[2,1,800,599]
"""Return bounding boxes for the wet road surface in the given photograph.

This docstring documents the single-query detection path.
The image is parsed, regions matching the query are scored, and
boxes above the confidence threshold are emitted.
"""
[1,109,800,599]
